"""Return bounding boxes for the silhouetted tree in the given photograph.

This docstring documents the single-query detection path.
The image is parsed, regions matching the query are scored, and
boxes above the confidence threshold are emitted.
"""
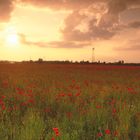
[38,58,43,63]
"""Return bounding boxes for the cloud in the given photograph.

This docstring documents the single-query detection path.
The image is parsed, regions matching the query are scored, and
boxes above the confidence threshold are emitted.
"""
[19,0,102,10]
[115,37,140,51]
[19,33,49,47]
[1,0,140,46]
[128,21,140,28]
[61,0,140,41]
[19,33,90,48]
[19,0,140,11]
[61,8,116,41]
[107,0,140,15]
[0,0,16,22]
[48,41,90,48]
[17,0,140,45]
[99,0,140,27]
[116,44,140,51]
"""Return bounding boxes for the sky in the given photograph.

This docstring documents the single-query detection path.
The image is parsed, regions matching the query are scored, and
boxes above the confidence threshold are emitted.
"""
[0,0,140,62]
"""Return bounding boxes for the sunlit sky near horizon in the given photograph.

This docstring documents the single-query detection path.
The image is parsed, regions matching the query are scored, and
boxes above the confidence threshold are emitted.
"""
[0,0,140,62]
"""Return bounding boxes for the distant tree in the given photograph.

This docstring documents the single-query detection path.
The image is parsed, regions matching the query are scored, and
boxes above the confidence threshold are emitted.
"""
[121,60,124,64]
[38,58,43,63]
[117,60,124,64]
[29,60,33,63]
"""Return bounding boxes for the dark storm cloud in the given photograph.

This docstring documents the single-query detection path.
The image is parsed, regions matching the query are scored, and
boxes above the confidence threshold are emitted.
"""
[0,0,15,22]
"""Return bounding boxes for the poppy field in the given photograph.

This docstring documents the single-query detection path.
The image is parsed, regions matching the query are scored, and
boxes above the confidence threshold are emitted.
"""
[0,63,140,140]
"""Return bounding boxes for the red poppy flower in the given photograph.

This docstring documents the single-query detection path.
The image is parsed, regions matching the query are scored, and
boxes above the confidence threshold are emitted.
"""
[53,128,58,131]
[97,132,103,137]
[51,137,55,140]
[105,129,111,135]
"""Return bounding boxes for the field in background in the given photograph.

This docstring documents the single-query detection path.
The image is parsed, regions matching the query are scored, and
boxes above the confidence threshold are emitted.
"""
[0,63,140,140]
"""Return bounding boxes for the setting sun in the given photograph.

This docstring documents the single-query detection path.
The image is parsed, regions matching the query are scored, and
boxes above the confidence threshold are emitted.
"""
[6,33,19,46]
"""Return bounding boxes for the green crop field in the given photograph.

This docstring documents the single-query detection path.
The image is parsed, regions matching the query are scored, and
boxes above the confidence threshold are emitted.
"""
[0,63,140,140]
